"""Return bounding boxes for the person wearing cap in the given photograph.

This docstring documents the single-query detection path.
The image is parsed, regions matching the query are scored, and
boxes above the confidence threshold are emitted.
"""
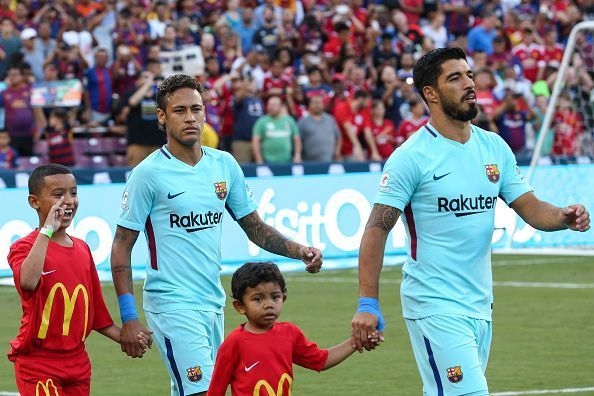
[20,28,44,82]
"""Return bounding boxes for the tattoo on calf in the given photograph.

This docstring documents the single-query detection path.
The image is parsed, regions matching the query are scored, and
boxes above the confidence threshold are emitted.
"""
[365,204,401,232]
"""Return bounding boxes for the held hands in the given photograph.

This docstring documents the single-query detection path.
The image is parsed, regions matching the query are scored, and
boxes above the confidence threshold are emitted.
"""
[561,204,590,232]
[121,320,153,358]
[298,246,323,273]
[351,297,385,353]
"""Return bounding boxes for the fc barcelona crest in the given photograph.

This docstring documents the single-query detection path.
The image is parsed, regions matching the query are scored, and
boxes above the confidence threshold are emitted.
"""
[187,366,203,383]
[446,366,463,383]
[214,181,228,200]
[485,164,500,183]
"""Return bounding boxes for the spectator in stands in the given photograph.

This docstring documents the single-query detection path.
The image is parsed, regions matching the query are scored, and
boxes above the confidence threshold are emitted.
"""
[298,93,341,162]
[395,96,428,147]
[232,77,264,163]
[35,108,75,167]
[552,94,584,156]
[467,13,499,55]
[0,129,18,169]
[253,6,280,59]
[34,21,57,62]
[441,0,472,38]
[372,32,399,69]
[252,95,301,164]
[234,7,258,54]
[422,11,447,49]
[333,89,381,162]
[493,85,535,154]
[148,1,171,41]
[511,27,546,83]
[532,94,554,156]
[0,64,35,156]
[112,44,142,97]
[254,0,282,29]
[45,41,87,82]
[374,65,407,130]
[369,99,397,160]
[20,28,44,82]
[85,48,112,125]
[233,46,266,90]
[262,58,289,103]
[0,18,20,79]
[121,71,166,167]
[474,68,499,131]
[303,66,331,96]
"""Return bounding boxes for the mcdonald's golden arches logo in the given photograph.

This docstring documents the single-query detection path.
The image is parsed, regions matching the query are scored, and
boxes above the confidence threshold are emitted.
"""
[253,373,293,396]
[36,378,59,396]
[37,283,89,341]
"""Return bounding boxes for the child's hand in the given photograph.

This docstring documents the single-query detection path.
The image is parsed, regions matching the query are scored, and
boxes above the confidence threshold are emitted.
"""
[137,330,153,354]
[368,331,384,348]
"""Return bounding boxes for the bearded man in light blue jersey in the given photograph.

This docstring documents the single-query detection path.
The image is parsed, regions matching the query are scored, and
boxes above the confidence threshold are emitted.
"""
[351,48,590,395]
[110,74,322,396]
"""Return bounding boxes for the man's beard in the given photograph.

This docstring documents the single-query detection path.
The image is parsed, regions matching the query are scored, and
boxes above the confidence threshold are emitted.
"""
[439,90,478,122]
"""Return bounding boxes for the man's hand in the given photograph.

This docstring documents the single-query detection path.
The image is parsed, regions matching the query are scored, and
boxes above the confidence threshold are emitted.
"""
[351,312,384,353]
[121,320,153,358]
[561,204,590,232]
[298,246,322,273]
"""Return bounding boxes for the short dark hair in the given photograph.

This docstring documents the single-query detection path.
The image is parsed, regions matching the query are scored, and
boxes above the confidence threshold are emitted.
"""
[156,74,204,113]
[28,164,73,195]
[413,47,468,104]
[231,262,287,302]
[354,89,370,99]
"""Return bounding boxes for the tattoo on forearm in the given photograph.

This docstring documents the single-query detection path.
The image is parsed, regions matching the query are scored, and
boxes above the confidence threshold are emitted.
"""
[111,226,139,292]
[365,204,401,232]
[238,212,301,258]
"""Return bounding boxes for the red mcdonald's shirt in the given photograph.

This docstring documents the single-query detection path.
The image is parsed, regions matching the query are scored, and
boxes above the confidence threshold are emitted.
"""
[208,322,328,396]
[7,230,113,361]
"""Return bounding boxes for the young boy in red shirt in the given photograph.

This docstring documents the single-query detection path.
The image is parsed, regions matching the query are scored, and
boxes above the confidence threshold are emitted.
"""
[7,164,150,395]
[208,262,380,396]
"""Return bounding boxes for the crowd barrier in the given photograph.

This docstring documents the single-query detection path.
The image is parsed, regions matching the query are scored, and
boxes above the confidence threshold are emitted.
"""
[1,165,592,280]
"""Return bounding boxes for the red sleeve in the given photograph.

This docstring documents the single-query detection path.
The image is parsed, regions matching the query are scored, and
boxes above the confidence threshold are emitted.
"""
[86,244,114,330]
[290,324,328,372]
[208,335,237,396]
[8,236,37,299]
[333,103,350,127]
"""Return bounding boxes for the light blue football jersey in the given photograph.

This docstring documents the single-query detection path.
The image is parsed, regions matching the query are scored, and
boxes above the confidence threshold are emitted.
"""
[376,124,532,320]
[117,146,257,313]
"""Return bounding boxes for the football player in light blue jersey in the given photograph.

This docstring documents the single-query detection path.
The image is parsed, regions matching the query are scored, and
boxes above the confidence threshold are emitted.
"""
[351,48,590,395]
[110,75,322,396]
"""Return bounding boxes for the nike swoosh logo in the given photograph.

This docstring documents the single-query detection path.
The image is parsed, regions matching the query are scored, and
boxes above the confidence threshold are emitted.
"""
[41,270,56,276]
[167,191,186,199]
[245,361,260,372]
[433,172,452,181]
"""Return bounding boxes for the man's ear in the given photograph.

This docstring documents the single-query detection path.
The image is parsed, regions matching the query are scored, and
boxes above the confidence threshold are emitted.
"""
[156,108,166,131]
[283,293,287,302]
[233,299,246,315]
[423,86,438,104]
[28,194,39,210]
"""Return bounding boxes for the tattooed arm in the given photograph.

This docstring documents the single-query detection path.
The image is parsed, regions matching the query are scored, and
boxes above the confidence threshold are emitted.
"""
[237,210,323,273]
[358,204,401,298]
[111,225,152,358]
[111,225,139,295]
[351,204,401,352]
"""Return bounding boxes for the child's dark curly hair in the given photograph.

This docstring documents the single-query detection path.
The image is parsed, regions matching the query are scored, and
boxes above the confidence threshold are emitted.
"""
[231,262,287,302]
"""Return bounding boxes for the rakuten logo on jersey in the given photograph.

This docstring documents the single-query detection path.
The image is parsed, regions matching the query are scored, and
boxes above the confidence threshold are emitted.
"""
[437,195,498,217]
[169,211,224,232]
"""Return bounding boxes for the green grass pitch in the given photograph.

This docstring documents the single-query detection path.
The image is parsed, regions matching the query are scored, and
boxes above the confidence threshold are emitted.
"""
[0,254,593,395]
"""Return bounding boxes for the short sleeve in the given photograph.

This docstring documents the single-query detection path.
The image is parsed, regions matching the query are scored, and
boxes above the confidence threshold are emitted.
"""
[224,154,258,221]
[7,237,36,298]
[498,138,532,205]
[208,335,237,396]
[374,148,420,211]
[116,165,156,231]
[291,324,328,372]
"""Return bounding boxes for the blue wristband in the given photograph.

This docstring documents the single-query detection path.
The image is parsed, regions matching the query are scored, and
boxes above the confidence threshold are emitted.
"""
[357,297,385,331]
[118,293,139,324]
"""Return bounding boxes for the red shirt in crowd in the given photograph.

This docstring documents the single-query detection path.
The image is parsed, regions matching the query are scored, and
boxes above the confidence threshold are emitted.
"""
[552,110,583,155]
[511,43,546,82]
[370,118,396,159]
[262,74,290,102]
[543,43,564,68]
[395,115,428,147]
[208,322,328,396]
[333,101,371,156]
[8,230,113,361]
[46,127,75,167]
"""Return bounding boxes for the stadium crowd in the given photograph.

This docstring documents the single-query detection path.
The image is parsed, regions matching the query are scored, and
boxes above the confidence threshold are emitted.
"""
[0,0,593,170]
